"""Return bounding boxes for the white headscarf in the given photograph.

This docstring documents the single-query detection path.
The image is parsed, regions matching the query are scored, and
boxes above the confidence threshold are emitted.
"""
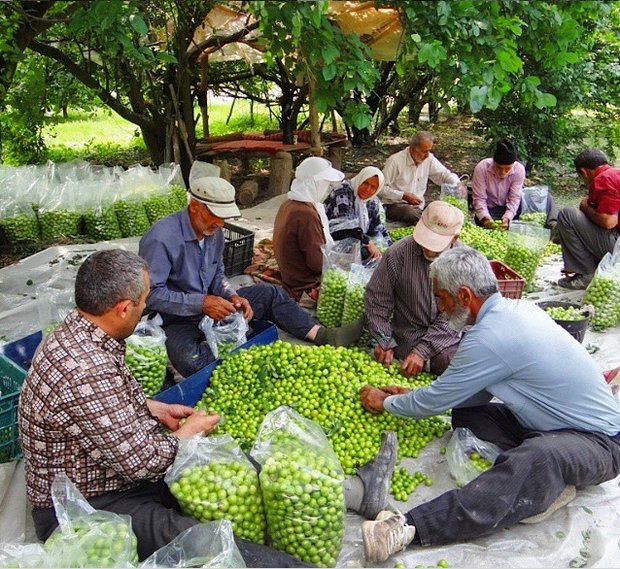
[349,166,385,233]
[288,157,344,248]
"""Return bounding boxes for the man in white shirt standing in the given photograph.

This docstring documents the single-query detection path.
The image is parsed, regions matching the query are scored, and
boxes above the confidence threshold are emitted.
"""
[381,131,463,224]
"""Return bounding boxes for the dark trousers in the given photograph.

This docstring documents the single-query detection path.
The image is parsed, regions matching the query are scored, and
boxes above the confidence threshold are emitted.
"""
[475,194,558,227]
[385,203,423,225]
[164,283,317,377]
[557,206,619,276]
[406,404,620,546]
[32,479,311,567]
[474,203,522,225]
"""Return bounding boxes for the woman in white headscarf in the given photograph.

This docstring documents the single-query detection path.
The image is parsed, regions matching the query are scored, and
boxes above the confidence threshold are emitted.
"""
[273,157,344,302]
[324,166,392,260]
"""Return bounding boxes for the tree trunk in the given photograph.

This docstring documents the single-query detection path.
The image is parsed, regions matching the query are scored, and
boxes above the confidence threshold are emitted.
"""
[140,122,167,166]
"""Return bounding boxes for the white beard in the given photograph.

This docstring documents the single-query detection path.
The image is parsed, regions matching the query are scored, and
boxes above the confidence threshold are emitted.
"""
[447,304,471,331]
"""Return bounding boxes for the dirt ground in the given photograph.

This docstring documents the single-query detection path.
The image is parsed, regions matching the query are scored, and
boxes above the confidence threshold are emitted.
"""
[0,114,583,269]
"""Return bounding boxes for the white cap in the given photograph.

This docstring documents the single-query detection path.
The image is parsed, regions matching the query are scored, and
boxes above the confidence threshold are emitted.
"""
[295,157,344,183]
[189,177,240,219]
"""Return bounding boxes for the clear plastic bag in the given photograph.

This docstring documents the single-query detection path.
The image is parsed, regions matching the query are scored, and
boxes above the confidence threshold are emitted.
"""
[341,262,375,324]
[504,221,550,285]
[446,427,502,488]
[44,474,138,568]
[582,240,620,331]
[0,168,40,243]
[440,183,468,216]
[157,163,187,212]
[125,316,168,396]
[139,521,246,568]
[81,179,123,241]
[114,167,152,237]
[199,311,249,359]
[520,185,549,215]
[250,406,346,567]
[0,543,47,568]
[38,180,83,241]
[36,285,74,337]
[164,434,266,544]
[316,239,361,327]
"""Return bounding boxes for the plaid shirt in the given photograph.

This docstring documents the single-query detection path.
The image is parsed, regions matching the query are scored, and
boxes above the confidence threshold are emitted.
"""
[18,310,178,509]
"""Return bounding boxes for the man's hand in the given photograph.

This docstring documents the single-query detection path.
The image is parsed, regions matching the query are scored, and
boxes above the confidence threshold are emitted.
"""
[229,294,253,320]
[579,197,590,212]
[500,217,510,231]
[373,345,394,367]
[359,384,390,414]
[402,192,422,206]
[482,217,495,230]
[365,243,382,260]
[400,352,425,377]
[202,295,236,320]
[381,385,412,396]
[171,410,220,439]
[146,400,195,431]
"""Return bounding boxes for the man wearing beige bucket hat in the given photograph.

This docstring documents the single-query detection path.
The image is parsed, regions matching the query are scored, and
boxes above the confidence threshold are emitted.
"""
[365,200,465,376]
[139,176,363,378]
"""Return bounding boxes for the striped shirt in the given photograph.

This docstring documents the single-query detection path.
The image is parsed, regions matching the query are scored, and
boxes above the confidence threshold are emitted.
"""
[18,310,178,509]
[364,238,462,361]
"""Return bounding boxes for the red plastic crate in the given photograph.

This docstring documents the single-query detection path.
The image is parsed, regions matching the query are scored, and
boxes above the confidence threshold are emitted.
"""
[490,260,524,299]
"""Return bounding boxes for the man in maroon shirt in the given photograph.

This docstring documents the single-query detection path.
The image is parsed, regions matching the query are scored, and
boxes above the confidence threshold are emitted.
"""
[557,149,620,289]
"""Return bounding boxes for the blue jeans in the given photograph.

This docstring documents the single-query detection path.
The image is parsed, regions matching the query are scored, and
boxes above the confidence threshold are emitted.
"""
[163,284,317,378]
[406,404,620,545]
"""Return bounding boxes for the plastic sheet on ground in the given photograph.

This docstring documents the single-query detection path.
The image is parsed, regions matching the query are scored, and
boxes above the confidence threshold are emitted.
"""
[1,231,620,566]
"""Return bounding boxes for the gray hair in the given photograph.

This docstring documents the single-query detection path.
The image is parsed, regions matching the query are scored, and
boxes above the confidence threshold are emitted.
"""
[75,249,148,315]
[429,246,499,298]
[410,131,435,148]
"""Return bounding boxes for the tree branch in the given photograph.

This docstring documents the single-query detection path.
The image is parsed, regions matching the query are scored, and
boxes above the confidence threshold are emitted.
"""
[28,38,154,129]
[186,20,260,63]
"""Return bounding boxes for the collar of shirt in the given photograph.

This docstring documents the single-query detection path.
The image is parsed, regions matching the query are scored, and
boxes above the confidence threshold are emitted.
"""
[474,292,503,325]
[65,309,125,356]
[591,164,612,188]
[180,208,198,242]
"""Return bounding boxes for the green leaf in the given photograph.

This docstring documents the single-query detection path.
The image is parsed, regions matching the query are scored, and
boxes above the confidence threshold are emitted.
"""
[351,111,371,130]
[156,51,177,64]
[410,33,421,43]
[129,14,148,35]
[418,41,447,68]
[322,44,340,65]
[322,63,336,81]
[469,85,488,113]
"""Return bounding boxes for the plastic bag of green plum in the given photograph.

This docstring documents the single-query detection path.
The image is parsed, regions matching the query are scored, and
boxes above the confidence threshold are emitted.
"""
[250,406,346,567]
[316,239,361,327]
[165,434,266,544]
[582,241,620,331]
[199,311,249,359]
[44,474,138,568]
[447,427,502,487]
[342,262,375,325]
[139,520,246,568]
[125,316,168,396]
[504,221,549,285]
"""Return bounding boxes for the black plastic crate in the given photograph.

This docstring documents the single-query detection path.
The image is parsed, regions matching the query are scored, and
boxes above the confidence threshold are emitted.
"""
[0,354,27,463]
[223,222,255,277]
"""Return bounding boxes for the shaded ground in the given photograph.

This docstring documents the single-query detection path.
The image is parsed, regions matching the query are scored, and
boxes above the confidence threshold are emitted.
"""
[0,113,584,269]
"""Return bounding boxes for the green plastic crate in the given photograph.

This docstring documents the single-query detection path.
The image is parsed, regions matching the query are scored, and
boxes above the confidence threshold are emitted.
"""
[0,354,27,463]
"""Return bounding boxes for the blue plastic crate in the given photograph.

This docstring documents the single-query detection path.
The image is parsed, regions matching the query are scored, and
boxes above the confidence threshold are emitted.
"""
[0,354,27,463]
[154,319,278,407]
[1,331,42,371]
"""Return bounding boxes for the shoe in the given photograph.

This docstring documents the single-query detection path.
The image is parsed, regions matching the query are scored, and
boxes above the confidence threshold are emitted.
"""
[520,485,576,524]
[357,431,398,519]
[362,510,416,563]
[314,316,364,347]
[557,274,592,290]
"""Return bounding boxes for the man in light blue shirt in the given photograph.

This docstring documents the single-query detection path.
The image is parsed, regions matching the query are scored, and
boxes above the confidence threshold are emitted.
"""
[359,246,620,564]
[139,176,363,378]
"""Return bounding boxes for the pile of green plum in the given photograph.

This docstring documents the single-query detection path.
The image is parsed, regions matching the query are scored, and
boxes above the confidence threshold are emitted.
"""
[582,275,620,330]
[38,210,82,241]
[45,518,138,568]
[342,282,366,324]
[83,206,122,241]
[469,451,493,473]
[0,215,39,243]
[459,223,508,260]
[390,466,433,501]
[125,336,168,396]
[260,447,345,567]
[143,193,175,224]
[520,212,547,226]
[114,199,150,237]
[316,268,348,327]
[169,184,188,211]
[545,305,586,322]
[168,460,265,543]
[441,195,468,216]
[196,342,449,475]
[389,226,415,242]
[504,237,544,285]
